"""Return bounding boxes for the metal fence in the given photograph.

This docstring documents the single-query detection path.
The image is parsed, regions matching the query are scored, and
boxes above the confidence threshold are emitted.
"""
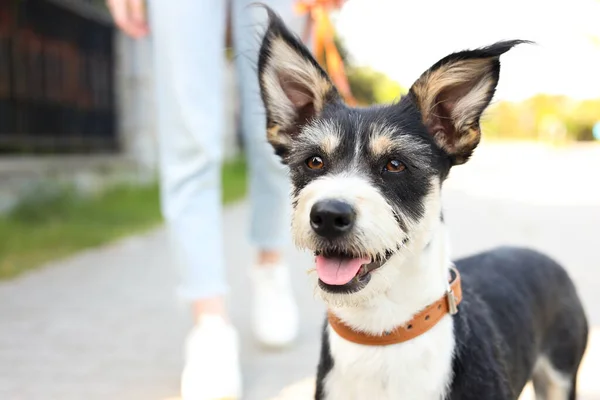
[0,0,116,154]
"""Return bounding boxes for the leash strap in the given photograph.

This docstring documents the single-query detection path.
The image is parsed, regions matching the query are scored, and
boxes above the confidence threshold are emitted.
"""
[294,0,357,106]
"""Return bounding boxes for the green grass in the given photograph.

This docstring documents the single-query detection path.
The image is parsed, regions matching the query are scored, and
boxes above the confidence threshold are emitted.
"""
[0,157,248,280]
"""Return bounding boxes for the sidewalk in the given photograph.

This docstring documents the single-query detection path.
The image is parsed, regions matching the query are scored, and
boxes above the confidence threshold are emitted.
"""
[1,143,600,400]
[0,202,324,400]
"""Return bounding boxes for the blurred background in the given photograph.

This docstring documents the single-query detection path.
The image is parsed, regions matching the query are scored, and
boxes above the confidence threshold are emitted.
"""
[0,0,599,399]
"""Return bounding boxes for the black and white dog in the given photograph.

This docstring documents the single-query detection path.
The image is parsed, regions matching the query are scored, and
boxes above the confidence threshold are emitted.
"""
[257,8,589,400]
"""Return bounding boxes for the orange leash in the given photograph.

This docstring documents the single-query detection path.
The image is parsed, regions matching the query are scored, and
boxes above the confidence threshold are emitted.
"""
[294,0,357,106]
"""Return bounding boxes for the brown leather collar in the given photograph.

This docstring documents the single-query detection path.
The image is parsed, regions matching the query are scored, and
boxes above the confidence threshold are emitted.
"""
[327,267,462,346]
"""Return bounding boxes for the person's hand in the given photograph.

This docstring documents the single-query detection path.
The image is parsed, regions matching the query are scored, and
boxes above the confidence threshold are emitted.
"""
[106,0,149,39]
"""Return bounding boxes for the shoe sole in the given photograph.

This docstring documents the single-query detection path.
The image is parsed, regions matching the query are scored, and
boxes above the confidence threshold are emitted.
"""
[256,336,297,351]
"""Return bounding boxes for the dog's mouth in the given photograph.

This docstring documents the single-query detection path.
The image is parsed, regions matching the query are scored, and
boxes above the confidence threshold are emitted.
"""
[314,249,395,293]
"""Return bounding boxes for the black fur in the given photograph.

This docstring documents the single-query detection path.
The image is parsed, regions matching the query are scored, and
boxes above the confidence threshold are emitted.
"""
[447,247,588,399]
[316,319,334,399]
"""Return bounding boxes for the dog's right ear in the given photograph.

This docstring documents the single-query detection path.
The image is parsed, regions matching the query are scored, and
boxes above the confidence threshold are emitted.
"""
[258,8,340,159]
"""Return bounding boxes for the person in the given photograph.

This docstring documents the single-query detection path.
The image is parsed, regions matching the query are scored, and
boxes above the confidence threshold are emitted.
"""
[105,1,309,399]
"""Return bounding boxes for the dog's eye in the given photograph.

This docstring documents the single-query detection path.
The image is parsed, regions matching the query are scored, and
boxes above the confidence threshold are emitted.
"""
[306,156,324,170]
[384,160,406,173]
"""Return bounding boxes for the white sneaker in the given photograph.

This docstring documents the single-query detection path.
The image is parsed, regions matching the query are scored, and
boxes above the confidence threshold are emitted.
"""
[251,263,299,348]
[181,315,242,400]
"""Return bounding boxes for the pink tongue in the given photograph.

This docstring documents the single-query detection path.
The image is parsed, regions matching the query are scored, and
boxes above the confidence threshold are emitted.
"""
[315,255,371,285]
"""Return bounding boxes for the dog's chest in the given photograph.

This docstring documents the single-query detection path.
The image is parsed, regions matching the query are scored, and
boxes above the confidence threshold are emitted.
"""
[323,317,455,400]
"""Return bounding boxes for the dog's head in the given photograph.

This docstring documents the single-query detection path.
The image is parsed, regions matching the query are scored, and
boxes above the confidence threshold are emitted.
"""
[258,8,524,306]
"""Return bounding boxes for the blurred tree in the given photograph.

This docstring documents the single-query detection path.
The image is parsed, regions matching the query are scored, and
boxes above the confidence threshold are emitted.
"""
[347,66,405,105]
[483,95,600,143]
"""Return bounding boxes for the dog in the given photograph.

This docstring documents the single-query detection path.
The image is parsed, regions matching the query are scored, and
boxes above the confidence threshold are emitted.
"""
[256,8,589,400]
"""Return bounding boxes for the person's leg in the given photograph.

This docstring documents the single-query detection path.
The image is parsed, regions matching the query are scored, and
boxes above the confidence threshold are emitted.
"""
[150,0,228,316]
[148,0,241,398]
[233,0,308,259]
[231,0,308,347]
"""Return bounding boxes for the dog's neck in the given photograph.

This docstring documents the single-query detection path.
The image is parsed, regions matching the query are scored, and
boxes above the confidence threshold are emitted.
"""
[330,217,453,335]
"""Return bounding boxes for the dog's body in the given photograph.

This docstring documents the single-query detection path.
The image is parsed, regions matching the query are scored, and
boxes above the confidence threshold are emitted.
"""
[318,245,588,400]
[256,8,588,399]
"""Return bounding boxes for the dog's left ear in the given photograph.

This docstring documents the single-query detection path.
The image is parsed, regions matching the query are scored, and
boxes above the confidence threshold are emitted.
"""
[258,8,340,159]
[410,40,527,165]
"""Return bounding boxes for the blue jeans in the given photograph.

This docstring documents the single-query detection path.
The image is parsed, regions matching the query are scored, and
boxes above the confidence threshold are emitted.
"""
[148,0,305,301]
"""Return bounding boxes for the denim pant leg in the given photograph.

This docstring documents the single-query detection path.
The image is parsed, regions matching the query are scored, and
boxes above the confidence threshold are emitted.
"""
[148,0,228,301]
[231,0,308,251]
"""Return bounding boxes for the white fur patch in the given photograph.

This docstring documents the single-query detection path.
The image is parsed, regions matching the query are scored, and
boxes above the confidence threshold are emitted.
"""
[532,356,572,400]
[304,177,443,310]
[292,173,404,261]
[299,120,341,155]
[321,186,457,399]
[325,317,455,400]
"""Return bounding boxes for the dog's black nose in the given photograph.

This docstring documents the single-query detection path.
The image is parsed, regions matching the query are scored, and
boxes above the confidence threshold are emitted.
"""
[310,200,355,238]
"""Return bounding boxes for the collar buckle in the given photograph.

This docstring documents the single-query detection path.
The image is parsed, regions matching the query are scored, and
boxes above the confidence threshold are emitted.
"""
[447,288,458,315]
